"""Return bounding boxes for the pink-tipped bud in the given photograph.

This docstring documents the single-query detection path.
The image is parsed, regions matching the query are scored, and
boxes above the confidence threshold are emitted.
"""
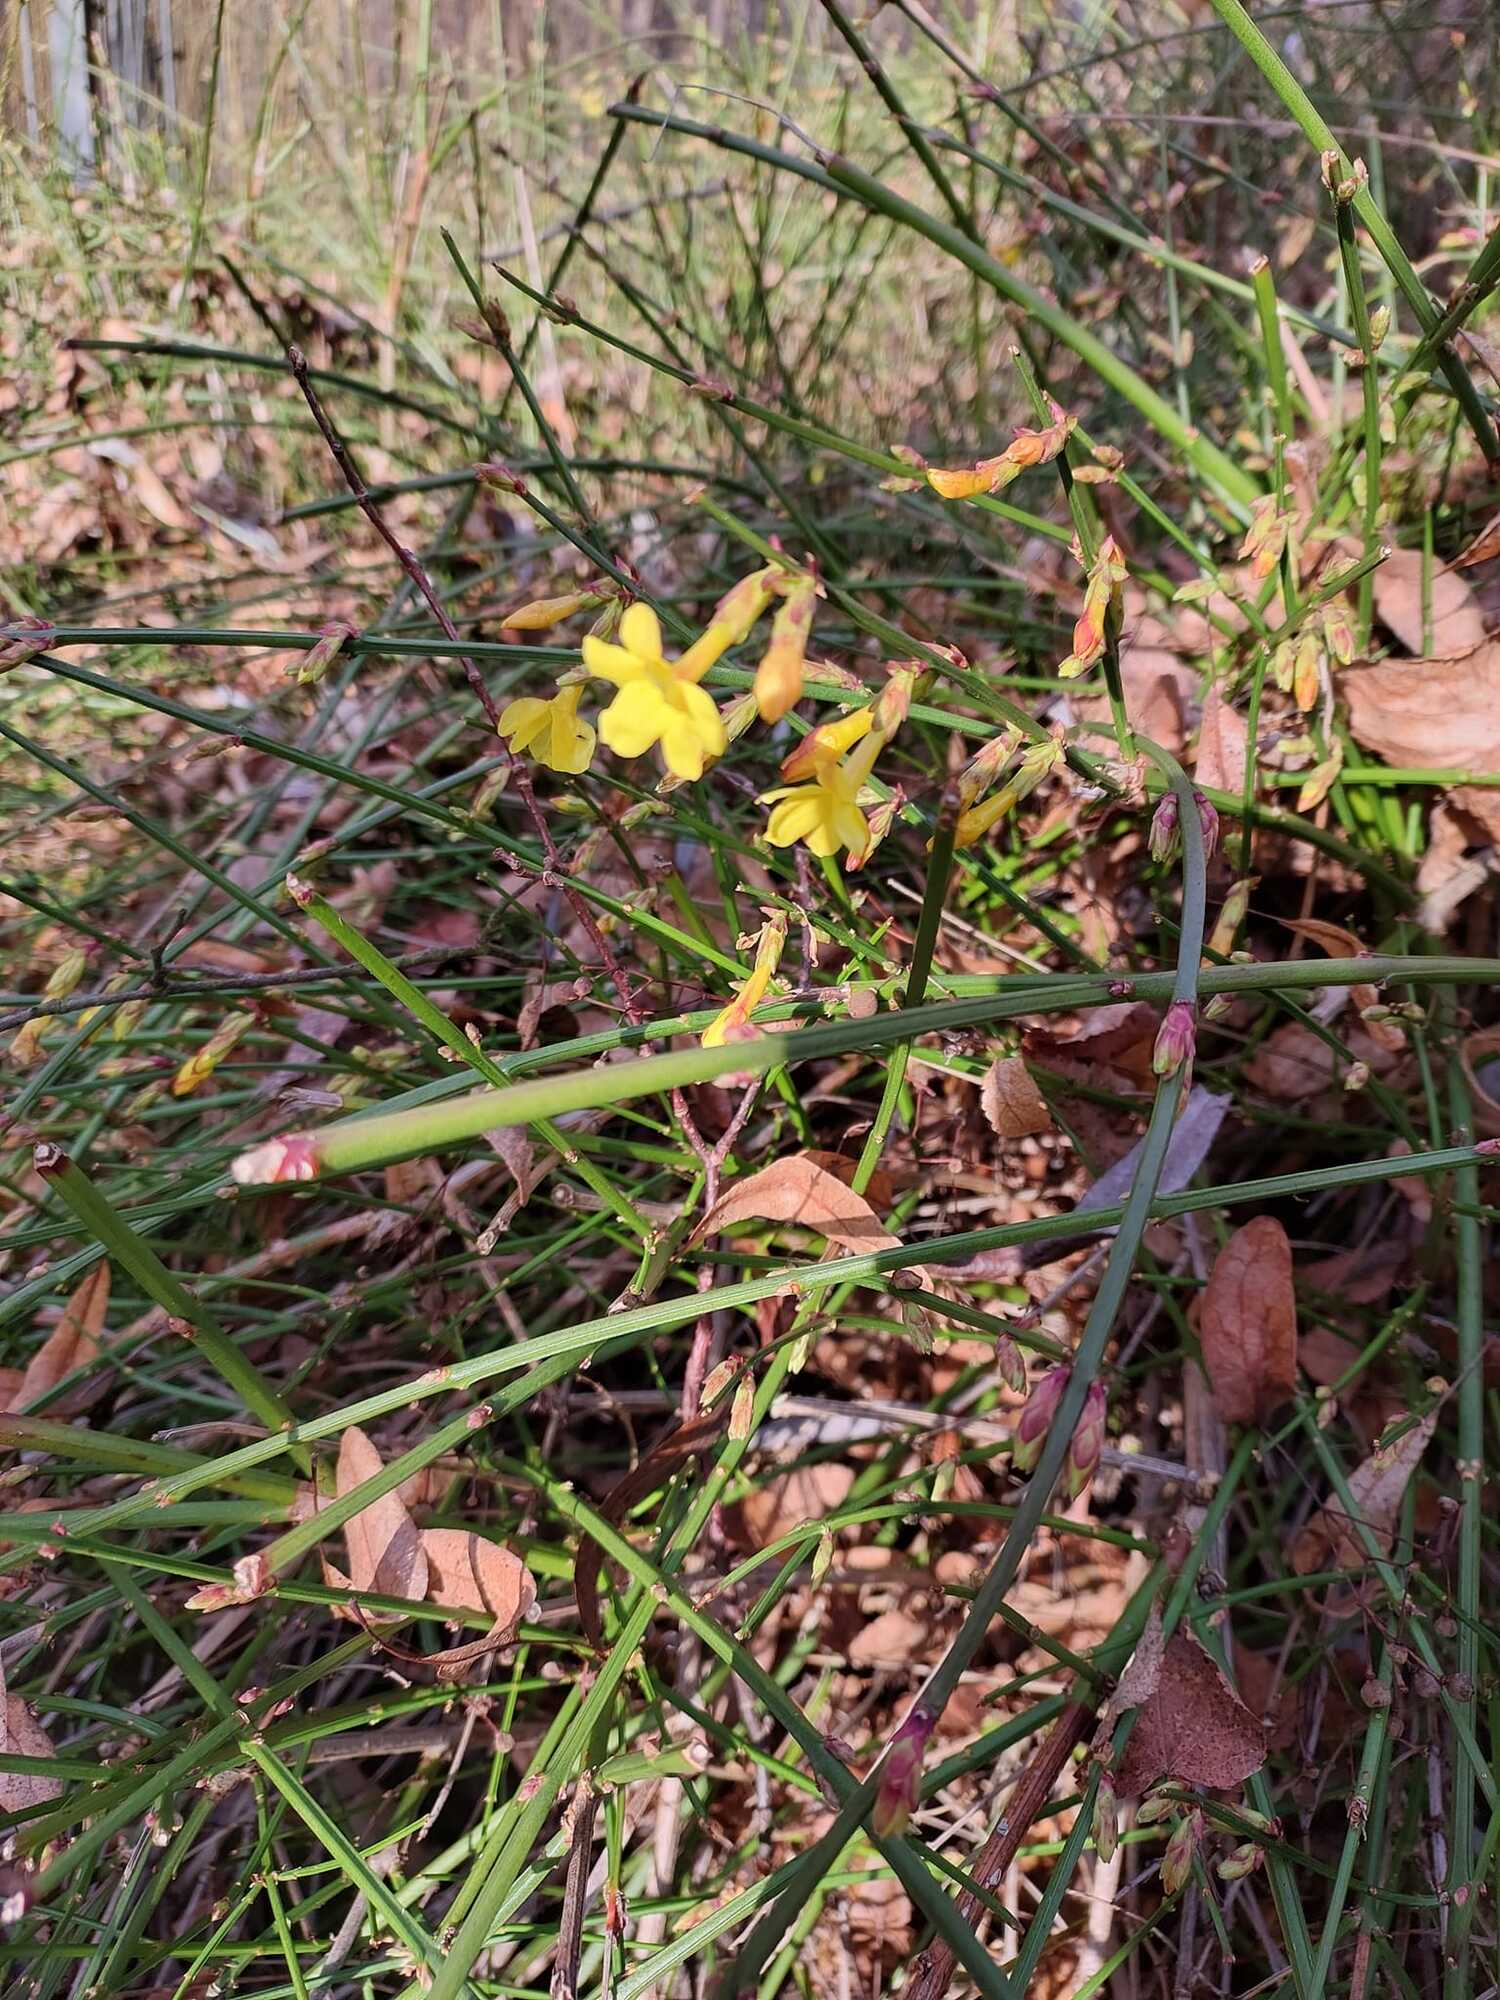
[1066,1380,1108,1500]
[1152,1001,1197,1081]
[1011,1364,1070,1475]
[993,1334,1028,1396]
[1161,1810,1202,1896]
[873,1707,935,1838]
[293,618,357,686]
[229,1134,321,1186]
[1194,791,1219,860]
[1148,793,1179,865]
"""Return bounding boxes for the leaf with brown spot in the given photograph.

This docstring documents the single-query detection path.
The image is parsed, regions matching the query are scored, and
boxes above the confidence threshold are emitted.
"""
[1341,644,1500,770]
[333,1426,429,1608]
[687,1154,899,1253]
[1198,1218,1297,1425]
[1195,686,1247,795]
[980,1055,1050,1139]
[1113,1631,1267,1799]
[1370,547,1486,655]
[1291,1407,1438,1577]
[6,1263,109,1415]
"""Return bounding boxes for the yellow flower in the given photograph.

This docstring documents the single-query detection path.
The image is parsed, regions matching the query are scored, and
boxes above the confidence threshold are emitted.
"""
[762,728,886,863]
[778,705,873,783]
[582,603,727,782]
[497,681,596,775]
[702,911,787,1048]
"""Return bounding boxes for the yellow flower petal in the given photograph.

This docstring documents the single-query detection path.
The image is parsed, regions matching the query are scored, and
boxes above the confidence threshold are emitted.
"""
[542,715,595,775]
[618,602,664,661]
[659,714,708,781]
[582,634,648,684]
[599,679,667,758]
[766,792,828,848]
[832,802,872,858]
[677,682,727,755]
[497,696,550,753]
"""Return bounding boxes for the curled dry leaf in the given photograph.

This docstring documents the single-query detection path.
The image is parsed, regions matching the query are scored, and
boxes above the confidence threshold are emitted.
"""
[1277,918,1403,1054]
[1113,1630,1267,1800]
[980,1055,1050,1138]
[1197,1217,1297,1425]
[687,1153,900,1254]
[393,1528,536,1683]
[1341,644,1500,770]
[727,1463,856,1551]
[1369,546,1486,656]
[1291,1406,1439,1577]
[2,1262,109,1417]
[332,1426,429,1610]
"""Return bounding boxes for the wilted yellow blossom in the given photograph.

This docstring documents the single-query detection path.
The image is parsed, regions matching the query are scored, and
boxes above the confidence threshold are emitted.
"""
[927,400,1074,500]
[497,682,597,775]
[702,910,788,1048]
[1058,536,1129,679]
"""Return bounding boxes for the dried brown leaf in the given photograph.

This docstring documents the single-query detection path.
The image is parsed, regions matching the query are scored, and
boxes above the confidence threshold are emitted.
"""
[0,1693,62,1813]
[7,1262,109,1414]
[1198,1218,1297,1424]
[1370,546,1485,655]
[1195,686,1247,795]
[1291,1407,1439,1576]
[980,1056,1050,1139]
[728,1463,856,1550]
[422,1528,533,1621]
[1113,1631,1267,1799]
[687,1154,899,1253]
[335,1426,429,1605]
[1341,644,1500,769]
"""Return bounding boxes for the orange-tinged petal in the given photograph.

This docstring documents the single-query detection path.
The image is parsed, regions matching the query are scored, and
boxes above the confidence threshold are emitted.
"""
[927,459,1003,500]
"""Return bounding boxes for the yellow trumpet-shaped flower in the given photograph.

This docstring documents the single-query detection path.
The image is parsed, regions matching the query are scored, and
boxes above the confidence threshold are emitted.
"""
[582,602,727,782]
[497,681,597,775]
[761,727,887,863]
[702,910,787,1048]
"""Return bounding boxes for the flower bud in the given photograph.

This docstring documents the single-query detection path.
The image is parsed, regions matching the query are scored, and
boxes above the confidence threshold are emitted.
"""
[958,727,1021,811]
[1011,1364,1070,1475]
[993,1334,1028,1396]
[1093,1773,1118,1863]
[874,662,921,739]
[1152,1001,1197,1082]
[753,576,816,721]
[1161,1810,1202,1896]
[873,1708,935,1838]
[1216,1840,1263,1881]
[1148,793,1179,865]
[1194,791,1219,860]
[1066,1380,1108,1500]
[292,618,357,685]
[499,587,609,632]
